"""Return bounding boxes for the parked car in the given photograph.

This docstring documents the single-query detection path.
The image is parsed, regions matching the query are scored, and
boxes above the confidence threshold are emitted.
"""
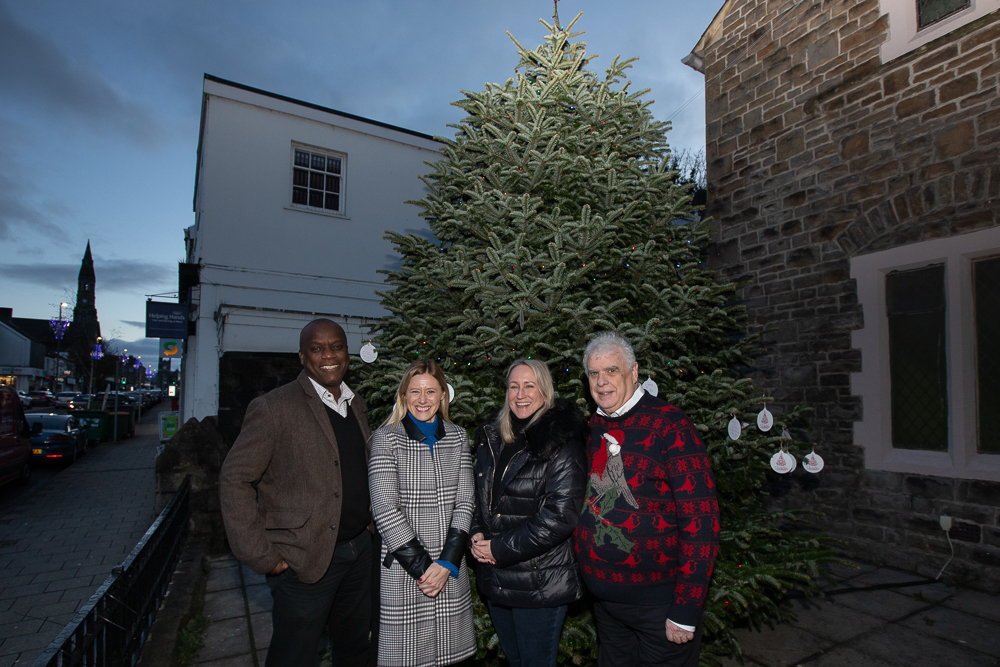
[85,392,114,409]
[102,393,139,417]
[28,414,88,464]
[28,390,55,408]
[55,392,85,409]
[126,391,150,411]
[141,389,162,406]
[0,387,33,486]
[112,392,138,407]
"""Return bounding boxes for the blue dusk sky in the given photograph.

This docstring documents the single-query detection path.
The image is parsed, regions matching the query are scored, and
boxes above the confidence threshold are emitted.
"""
[0,0,720,361]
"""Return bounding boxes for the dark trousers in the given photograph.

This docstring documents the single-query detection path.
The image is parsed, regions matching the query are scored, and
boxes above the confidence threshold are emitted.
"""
[593,600,702,667]
[487,601,568,667]
[266,530,372,667]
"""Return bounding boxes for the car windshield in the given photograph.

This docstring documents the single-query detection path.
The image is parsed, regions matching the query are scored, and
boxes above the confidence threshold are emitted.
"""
[31,418,68,430]
[58,393,79,399]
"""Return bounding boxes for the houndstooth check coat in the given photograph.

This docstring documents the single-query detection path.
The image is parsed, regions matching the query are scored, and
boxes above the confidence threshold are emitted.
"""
[369,417,476,667]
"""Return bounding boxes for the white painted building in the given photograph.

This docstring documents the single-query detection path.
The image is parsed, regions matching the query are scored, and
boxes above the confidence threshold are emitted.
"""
[0,320,43,392]
[182,75,441,427]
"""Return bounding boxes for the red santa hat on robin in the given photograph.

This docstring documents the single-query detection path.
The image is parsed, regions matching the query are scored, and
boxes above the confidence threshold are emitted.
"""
[590,430,624,479]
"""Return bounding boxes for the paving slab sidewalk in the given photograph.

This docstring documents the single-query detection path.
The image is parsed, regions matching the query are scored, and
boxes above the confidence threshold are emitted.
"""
[0,406,165,666]
[192,555,1000,667]
[195,555,271,667]
[727,564,1000,667]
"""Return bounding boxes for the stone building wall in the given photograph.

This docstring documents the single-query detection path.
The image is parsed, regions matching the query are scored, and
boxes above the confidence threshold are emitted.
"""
[697,0,1000,589]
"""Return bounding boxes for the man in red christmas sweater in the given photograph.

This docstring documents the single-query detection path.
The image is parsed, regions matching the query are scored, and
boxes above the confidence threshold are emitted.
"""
[574,332,719,667]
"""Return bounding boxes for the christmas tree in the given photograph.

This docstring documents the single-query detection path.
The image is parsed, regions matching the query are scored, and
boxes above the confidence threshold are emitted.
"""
[359,11,835,665]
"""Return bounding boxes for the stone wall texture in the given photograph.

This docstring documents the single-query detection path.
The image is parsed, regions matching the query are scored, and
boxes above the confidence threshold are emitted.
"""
[700,0,1000,590]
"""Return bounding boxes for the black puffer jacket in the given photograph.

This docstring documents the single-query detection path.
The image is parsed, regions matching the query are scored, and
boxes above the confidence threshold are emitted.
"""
[470,399,588,608]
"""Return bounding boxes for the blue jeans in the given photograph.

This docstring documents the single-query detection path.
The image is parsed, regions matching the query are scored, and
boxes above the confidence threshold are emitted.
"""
[487,601,568,667]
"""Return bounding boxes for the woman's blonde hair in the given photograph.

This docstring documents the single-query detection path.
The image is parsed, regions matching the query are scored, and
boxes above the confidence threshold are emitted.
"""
[382,360,451,429]
[497,358,555,443]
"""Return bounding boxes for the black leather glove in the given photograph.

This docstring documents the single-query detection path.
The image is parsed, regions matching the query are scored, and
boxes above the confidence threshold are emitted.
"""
[439,527,468,570]
[387,537,433,580]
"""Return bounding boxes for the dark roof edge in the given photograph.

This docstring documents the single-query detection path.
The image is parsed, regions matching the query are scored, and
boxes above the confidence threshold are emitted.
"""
[203,74,440,143]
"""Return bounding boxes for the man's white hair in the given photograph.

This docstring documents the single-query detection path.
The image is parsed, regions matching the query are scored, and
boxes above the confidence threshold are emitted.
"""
[583,332,637,370]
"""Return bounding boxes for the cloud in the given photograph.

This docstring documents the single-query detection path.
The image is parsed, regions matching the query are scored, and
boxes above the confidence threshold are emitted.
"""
[0,259,174,293]
[0,4,162,147]
[0,133,67,240]
[109,337,163,359]
[0,169,63,240]
[95,336,167,370]
[0,262,76,291]
[97,260,176,292]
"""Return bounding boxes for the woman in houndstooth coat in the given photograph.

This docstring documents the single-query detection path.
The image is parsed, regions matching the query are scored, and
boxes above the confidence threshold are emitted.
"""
[369,360,476,667]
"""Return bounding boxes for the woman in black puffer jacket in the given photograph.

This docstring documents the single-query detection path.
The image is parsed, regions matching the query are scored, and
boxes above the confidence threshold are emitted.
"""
[469,359,588,667]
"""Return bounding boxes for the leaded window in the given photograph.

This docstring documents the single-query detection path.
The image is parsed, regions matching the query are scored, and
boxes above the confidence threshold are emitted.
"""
[917,0,970,28]
[292,148,343,213]
[887,264,948,451]
[974,256,1000,454]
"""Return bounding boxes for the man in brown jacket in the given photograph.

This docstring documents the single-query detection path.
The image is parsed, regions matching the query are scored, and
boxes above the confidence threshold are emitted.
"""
[220,319,373,667]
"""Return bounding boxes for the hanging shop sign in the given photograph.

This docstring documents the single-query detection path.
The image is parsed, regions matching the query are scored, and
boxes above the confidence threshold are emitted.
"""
[146,302,188,339]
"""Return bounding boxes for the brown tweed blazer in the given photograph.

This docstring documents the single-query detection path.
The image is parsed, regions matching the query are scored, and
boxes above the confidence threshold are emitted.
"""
[219,370,372,584]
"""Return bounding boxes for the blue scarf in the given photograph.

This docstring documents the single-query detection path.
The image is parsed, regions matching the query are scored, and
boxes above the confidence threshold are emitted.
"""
[410,413,439,455]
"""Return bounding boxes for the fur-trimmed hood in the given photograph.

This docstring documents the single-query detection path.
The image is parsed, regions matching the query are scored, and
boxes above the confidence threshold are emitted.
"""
[479,398,589,461]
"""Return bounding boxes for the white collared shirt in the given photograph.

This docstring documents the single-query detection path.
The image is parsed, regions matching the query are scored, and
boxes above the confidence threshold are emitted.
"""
[596,386,646,418]
[308,377,355,418]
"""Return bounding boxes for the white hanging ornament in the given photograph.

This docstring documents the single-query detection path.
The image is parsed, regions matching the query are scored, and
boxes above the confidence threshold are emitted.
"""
[641,377,659,397]
[359,342,378,364]
[787,450,798,472]
[727,416,742,441]
[804,450,824,474]
[447,383,455,403]
[770,448,794,474]
[757,404,774,432]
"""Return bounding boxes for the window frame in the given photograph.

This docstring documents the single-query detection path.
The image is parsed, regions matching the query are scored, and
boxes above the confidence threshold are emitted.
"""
[918,0,971,28]
[972,255,1000,455]
[287,143,348,218]
[878,0,1000,63]
[850,225,1000,482]
[885,263,949,452]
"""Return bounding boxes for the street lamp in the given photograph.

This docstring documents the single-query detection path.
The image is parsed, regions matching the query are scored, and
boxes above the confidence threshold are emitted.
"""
[87,336,102,409]
[50,302,69,392]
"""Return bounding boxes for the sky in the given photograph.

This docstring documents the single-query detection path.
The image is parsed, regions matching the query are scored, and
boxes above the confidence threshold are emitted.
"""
[0,0,720,363]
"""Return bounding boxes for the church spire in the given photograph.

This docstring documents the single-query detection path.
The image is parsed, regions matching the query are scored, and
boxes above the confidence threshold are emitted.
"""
[68,240,101,344]
[80,241,95,282]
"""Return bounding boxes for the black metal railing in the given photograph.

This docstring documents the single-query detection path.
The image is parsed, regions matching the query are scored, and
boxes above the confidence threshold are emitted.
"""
[33,476,191,667]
